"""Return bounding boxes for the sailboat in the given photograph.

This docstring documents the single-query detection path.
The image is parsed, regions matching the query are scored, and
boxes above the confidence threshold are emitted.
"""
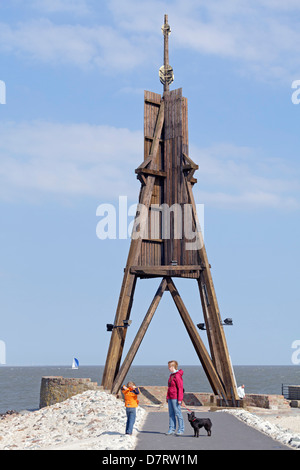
[72,357,79,369]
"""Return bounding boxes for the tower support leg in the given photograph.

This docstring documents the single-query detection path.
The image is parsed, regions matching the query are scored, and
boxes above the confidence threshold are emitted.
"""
[101,271,137,390]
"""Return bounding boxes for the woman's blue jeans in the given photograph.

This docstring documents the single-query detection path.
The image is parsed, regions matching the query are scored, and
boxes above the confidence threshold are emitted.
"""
[168,399,184,433]
[126,407,136,434]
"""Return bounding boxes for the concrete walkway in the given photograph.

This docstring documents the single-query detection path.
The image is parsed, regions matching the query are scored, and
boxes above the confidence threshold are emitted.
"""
[135,409,291,450]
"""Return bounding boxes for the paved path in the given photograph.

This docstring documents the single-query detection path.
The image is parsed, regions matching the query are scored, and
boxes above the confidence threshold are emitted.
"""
[135,410,290,450]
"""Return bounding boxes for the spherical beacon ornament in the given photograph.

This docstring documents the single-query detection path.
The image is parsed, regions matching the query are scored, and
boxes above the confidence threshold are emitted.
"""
[161,20,171,36]
[159,65,174,86]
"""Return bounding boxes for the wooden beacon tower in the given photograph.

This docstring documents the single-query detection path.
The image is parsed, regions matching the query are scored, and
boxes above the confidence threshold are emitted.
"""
[102,15,239,405]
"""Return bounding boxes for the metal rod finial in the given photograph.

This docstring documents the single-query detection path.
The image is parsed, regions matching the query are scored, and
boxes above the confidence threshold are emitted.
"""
[159,14,174,92]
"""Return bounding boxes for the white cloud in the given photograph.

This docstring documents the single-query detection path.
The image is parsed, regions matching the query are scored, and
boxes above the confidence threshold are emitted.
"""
[7,0,91,16]
[0,19,146,71]
[0,121,298,210]
[258,0,300,10]
[0,121,143,201]
[109,0,300,81]
[29,0,91,15]
[1,1,300,80]
[191,143,300,210]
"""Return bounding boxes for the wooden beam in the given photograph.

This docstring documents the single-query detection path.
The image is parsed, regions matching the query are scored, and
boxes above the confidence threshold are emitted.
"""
[166,277,227,397]
[111,278,167,394]
[131,265,203,275]
[136,154,153,171]
[135,168,167,178]
[144,98,161,106]
[144,134,163,142]
[183,152,199,170]
[139,238,164,243]
[136,173,147,186]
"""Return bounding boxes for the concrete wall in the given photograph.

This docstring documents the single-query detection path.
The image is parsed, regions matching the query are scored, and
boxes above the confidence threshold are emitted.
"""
[138,386,215,407]
[39,377,290,410]
[244,393,289,410]
[138,386,288,409]
[39,376,101,408]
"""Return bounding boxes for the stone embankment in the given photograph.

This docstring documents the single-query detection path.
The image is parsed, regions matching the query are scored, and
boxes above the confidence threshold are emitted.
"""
[0,390,147,450]
[219,409,300,449]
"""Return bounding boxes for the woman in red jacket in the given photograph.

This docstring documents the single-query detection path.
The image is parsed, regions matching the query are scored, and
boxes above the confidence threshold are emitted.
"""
[166,360,185,435]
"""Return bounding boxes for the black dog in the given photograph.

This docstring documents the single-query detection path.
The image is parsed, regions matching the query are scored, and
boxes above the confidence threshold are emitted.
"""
[187,412,212,437]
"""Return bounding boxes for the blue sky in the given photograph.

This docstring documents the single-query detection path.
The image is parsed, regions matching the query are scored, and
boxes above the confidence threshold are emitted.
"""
[0,0,300,367]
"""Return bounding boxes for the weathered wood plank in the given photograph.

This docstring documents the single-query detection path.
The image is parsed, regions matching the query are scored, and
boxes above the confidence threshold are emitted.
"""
[131,265,202,275]
[135,168,167,178]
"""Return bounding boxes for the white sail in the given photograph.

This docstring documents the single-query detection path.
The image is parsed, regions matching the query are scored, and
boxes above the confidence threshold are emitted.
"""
[72,357,79,369]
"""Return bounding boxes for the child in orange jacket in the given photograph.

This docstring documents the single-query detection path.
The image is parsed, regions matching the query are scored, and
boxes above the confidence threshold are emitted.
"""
[121,381,140,435]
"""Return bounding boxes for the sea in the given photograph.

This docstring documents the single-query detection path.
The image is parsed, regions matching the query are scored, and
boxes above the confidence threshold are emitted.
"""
[0,365,300,415]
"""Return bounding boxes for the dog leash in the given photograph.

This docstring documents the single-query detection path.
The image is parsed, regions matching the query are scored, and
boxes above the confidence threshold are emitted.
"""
[181,402,198,422]
[181,402,193,413]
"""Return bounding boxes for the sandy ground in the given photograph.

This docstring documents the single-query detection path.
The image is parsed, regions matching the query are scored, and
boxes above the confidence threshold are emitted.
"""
[252,408,300,434]
[0,390,299,450]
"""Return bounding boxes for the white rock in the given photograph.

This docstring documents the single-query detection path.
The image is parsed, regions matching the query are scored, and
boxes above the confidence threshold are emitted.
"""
[218,409,300,449]
[0,390,147,450]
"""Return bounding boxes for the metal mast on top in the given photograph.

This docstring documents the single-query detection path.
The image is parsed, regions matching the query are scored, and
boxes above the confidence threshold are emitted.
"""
[159,14,174,93]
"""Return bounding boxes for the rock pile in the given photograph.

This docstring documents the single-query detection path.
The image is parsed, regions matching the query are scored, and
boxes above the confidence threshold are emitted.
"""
[220,409,300,449]
[0,390,147,450]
